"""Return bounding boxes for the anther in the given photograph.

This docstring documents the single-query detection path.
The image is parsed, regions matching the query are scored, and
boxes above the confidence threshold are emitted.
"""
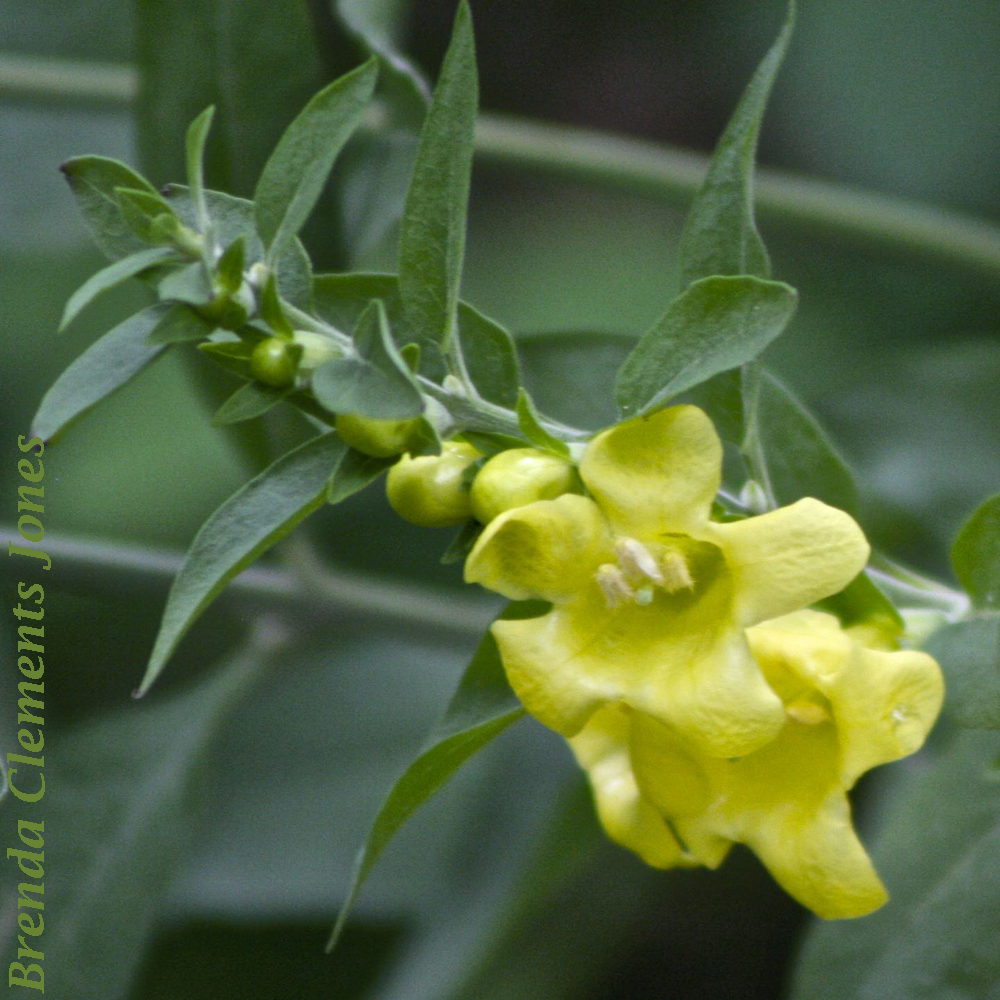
[596,564,633,608]
[615,538,664,586]
[659,549,694,593]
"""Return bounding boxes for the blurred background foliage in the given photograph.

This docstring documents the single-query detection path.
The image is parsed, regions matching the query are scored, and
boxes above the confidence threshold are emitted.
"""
[1,1,998,997]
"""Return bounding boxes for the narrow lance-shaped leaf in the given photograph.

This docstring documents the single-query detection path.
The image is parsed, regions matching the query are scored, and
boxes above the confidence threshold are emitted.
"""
[327,448,396,505]
[146,303,216,345]
[255,59,378,261]
[397,0,477,354]
[615,275,797,419]
[32,304,170,443]
[58,246,176,333]
[952,494,1000,610]
[60,155,161,260]
[18,629,276,999]
[138,432,346,696]
[186,104,216,232]
[925,617,1000,731]
[213,382,292,425]
[312,299,423,419]
[752,370,859,515]
[326,602,532,953]
[676,0,796,287]
[517,388,570,457]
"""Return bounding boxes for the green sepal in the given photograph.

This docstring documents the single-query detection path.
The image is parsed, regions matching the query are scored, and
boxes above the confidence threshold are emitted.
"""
[676,1,795,288]
[32,304,170,444]
[185,104,216,231]
[461,430,530,457]
[327,448,396,505]
[145,303,217,345]
[440,519,482,565]
[400,341,421,372]
[198,340,254,380]
[952,494,1000,610]
[312,299,423,419]
[516,387,570,457]
[326,600,532,954]
[397,0,477,354]
[615,275,797,419]
[58,246,177,333]
[213,381,292,425]
[138,432,347,696]
[254,59,378,261]
[215,236,246,295]
[60,155,161,259]
[259,274,295,339]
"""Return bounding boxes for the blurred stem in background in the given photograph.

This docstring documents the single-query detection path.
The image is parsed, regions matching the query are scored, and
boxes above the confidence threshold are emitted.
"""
[2,52,999,282]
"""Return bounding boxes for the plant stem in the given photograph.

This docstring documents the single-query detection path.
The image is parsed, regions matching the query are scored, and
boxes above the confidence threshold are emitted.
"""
[9,527,495,639]
[5,51,999,279]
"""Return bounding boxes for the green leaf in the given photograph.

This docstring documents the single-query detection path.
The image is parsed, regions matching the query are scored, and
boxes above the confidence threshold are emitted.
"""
[397,0,477,353]
[676,1,795,287]
[164,185,313,309]
[790,729,1000,1000]
[60,155,161,259]
[327,448,395,505]
[32,304,170,443]
[198,339,253,379]
[254,60,378,260]
[7,636,274,999]
[145,303,216,345]
[440,519,482,565]
[516,388,570,457]
[138,432,347,695]
[953,494,1000,609]
[326,601,531,953]
[185,104,215,231]
[213,381,291,425]
[752,370,859,515]
[312,272,520,406]
[157,261,214,306]
[312,300,423,419]
[58,246,176,333]
[615,275,797,419]
[925,616,1000,730]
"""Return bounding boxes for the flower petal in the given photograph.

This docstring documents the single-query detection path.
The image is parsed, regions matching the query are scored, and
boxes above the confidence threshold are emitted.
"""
[747,610,945,785]
[492,582,784,754]
[570,705,686,868]
[580,405,721,538]
[464,494,611,602]
[711,498,870,625]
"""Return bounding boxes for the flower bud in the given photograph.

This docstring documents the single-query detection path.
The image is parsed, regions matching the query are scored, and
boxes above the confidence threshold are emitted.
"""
[470,448,580,524]
[386,441,479,527]
[292,330,341,372]
[249,337,298,387]
[335,413,421,458]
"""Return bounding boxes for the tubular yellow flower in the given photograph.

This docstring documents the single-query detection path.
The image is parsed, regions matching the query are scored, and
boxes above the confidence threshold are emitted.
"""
[464,405,870,758]
[570,610,944,919]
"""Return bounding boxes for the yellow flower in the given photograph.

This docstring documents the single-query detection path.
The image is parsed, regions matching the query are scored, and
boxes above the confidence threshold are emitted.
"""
[571,610,944,918]
[464,405,870,757]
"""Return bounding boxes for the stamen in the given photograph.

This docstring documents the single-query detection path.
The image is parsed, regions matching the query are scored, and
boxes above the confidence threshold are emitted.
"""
[615,538,664,585]
[596,564,633,608]
[659,549,694,592]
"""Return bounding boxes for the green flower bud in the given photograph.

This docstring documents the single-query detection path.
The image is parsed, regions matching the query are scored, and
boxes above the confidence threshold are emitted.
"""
[292,330,341,372]
[249,337,298,387]
[386,441,479,527]
[470,448,580,524]
[335,413,421,458]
